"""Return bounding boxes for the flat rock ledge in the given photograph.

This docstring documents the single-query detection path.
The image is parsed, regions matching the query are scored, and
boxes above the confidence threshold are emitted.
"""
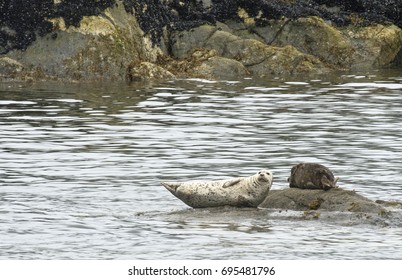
[259,188,402,226]
[259,188,387,213]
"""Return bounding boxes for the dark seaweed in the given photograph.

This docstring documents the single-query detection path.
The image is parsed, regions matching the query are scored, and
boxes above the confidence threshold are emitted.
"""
[1,0,401,54]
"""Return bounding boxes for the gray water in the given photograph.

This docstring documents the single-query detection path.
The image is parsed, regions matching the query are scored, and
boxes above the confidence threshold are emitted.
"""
[1,71,402,259]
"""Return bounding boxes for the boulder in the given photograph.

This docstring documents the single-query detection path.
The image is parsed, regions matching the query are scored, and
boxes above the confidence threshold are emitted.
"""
[194,56,249,80]
[235,16,402,70]
[170,24,330,77]
[2,1,164,81]
[155,48,248,79]
[345,24,402,69]
[253,17,356,68]
[259,188,386,214]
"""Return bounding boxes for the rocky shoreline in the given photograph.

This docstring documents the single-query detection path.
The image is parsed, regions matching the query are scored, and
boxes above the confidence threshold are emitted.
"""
[1,0,402,81]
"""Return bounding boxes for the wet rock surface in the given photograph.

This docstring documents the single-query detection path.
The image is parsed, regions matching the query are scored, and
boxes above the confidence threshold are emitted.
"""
[258,188,402,226]
[1,1,159,81]
[169,24,330,77]
[145,202,402,227]
[1,0,401,81]
[259,188,386,213]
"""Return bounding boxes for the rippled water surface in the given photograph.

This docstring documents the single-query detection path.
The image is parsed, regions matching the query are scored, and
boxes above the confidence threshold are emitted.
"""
[1,71,402,259]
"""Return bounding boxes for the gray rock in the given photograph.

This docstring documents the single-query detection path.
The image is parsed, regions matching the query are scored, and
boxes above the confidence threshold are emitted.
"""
[194,56,249,80]
[170,25,218,59]
[254,17,355,68]
[3,1,162,81]
[252,17,402,69]
[259,188,387,214]
[170,24,330,77]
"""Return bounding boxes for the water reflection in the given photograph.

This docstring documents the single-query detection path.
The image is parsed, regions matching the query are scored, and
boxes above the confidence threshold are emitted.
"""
[1,72,402,259]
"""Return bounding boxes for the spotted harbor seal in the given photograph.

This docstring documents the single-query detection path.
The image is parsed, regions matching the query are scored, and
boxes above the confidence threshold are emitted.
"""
[288,163,338,191]
[161,170,273,208]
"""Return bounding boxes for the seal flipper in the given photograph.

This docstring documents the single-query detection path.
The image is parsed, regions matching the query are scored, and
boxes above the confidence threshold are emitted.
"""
[334,177,339,187]
[321,177,336,190]
[222,178,241,188]
[161,182,180,194]
[306,181,318,189]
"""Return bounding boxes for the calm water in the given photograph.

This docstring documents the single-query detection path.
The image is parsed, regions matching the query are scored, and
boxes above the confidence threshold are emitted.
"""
[1,71,402,259]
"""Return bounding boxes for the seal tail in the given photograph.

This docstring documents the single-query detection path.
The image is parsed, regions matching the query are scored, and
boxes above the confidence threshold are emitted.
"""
[160,182,179,194]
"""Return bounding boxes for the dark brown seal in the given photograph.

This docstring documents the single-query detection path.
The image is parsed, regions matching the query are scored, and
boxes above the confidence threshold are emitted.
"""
[288,163,338,191]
